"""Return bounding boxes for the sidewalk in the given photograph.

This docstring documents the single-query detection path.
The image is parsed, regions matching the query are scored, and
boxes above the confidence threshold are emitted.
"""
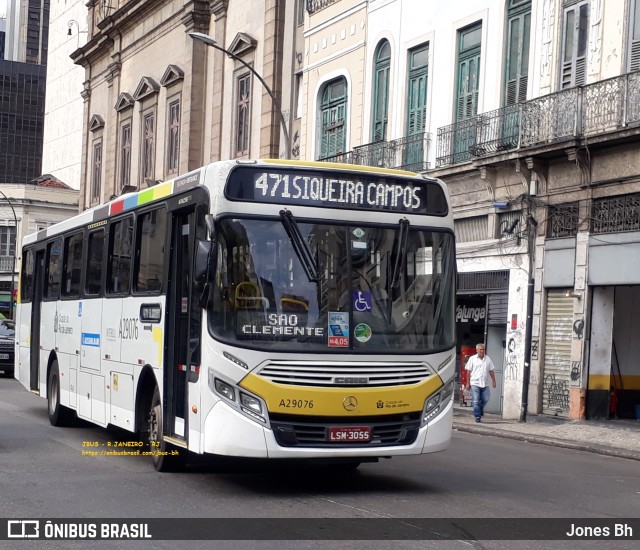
[452,404,640,461]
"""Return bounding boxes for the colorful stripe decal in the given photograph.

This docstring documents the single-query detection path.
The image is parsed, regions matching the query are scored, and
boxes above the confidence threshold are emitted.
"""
[102,179,181,219]
[88,167,206,225]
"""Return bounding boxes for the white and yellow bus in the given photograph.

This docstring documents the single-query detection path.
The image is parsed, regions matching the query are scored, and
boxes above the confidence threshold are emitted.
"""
[16,159,456,471]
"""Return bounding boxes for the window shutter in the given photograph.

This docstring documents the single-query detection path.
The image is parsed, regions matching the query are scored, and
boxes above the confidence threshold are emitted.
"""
[631,41,640,72]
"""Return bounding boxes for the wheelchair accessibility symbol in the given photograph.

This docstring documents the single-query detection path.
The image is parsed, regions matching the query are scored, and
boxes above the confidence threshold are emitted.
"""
[353,290,372,312]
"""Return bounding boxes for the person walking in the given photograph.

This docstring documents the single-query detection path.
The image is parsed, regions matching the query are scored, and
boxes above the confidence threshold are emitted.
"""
[465,343,496,422]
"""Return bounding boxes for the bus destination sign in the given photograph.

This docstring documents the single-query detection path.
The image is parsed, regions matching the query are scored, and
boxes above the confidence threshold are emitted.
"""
[226,167,447,215]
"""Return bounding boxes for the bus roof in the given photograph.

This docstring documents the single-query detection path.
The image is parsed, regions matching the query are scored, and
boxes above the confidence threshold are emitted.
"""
[22,159,442,246]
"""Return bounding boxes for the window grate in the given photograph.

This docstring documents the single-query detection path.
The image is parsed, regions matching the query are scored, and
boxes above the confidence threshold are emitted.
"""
[591,193,640,234]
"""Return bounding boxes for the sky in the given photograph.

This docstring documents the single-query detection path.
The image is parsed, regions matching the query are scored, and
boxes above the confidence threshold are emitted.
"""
[0,1,6,19]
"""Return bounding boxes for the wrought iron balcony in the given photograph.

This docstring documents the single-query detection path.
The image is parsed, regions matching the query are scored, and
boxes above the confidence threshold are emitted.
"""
[306,0,341,15]
[0,256,15,272]
[320,132,431,172]
[436,70,640,167]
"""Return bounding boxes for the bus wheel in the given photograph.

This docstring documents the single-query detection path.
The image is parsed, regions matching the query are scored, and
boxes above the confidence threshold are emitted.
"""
[148,387,186,472]
[47,361,75,427]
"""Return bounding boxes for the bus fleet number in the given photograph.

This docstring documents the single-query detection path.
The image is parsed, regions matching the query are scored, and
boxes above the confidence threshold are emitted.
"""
[119,318,139,340]
[279,399,314,409]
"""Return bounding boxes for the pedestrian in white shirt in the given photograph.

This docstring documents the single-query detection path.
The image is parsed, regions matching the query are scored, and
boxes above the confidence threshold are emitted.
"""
[464,343,496,423]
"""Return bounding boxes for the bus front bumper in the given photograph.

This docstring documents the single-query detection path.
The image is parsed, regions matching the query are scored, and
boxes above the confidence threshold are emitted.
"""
[202,399,453,459]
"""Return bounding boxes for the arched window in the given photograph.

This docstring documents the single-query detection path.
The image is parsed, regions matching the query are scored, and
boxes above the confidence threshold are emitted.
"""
[318,77,347,159]
[372,40,391,142]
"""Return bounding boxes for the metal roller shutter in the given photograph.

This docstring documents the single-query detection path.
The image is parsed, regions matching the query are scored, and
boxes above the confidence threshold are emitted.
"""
[487,293,508,326]
[542,289,573,417]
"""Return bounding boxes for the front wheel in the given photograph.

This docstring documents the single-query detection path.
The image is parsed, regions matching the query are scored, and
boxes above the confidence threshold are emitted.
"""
[47,361,75,426]
[148,387,186,472]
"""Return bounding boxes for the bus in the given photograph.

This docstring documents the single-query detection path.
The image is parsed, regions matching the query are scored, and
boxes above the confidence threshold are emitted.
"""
[16,159,457,471]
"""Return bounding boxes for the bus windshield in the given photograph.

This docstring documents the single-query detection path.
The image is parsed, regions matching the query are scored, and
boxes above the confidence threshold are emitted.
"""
[209,216,455,353]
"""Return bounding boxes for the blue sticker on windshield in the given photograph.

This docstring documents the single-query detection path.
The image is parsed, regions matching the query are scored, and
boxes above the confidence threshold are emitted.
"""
[328,312,349,348]
[353,290,372,312]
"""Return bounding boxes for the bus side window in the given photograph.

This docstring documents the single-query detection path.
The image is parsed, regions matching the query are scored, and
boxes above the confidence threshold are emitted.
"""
[21,249,34,303]
[45,238,62,300]
[62,233,83,298]
[85,230,105,296]
[134,207,166,294]
[107,218,133,295]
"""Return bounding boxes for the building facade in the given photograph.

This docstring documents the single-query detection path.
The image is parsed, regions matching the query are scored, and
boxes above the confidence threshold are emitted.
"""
[71,0,296,211]
[0,180,78,318]
[40,0,86,190]
[66,0,640,420]
[4,0,49,64]
[302,0,640,420]
[0,16,6,60]
[0,58,46,184]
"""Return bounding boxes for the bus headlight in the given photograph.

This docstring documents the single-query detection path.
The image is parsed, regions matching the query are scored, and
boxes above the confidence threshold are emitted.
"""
[240,392,267,424]
[422,380,454,425]
[240,392,262,414]
[208,369,268,425]
[210,371,236,402]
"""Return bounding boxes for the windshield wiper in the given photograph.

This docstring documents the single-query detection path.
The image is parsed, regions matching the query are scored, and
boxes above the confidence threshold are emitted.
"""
[390,218,410,289]
[280,209,319,282]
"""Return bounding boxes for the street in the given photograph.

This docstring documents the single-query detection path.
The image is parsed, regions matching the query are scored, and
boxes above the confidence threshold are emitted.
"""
[1,376,638,550]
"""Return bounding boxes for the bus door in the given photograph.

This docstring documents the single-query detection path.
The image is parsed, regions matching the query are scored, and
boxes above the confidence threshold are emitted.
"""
[29,249,45,391]
[164,202,203,444]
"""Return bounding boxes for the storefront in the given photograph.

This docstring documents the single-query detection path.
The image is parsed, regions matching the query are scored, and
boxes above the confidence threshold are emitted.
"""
[456,270,509,414]
[589,286,640,419]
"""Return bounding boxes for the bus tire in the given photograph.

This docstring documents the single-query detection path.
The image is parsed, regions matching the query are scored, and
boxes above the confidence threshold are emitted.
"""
[47,361,75,427]
[148,387,186,472]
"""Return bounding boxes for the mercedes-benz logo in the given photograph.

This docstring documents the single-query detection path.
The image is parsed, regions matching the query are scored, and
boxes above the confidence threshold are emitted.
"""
[343,396,358,411]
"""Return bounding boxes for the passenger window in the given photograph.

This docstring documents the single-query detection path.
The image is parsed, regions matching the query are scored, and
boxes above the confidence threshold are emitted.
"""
[107,218,133,295]
[135,208,166,293]
[45,238,63,299]
[21,249,34,302]
[85,230,105,296]
[62,233,83,298]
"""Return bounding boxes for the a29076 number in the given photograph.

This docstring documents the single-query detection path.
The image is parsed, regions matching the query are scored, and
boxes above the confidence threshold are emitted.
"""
[279,399,314,409]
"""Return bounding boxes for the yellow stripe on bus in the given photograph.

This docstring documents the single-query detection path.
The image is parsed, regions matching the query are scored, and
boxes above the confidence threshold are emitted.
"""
[239,373,443,416]
[262,158,419,177]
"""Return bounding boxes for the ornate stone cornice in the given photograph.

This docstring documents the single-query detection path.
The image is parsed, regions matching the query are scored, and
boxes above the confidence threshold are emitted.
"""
[182,3,211,33]
[565,148,590,187]
[115,92,135,112]
[89,114,105,132]
[160,65,185,87]
[479,166,496,202]
[210,0,229,17]
[133,77,160,101]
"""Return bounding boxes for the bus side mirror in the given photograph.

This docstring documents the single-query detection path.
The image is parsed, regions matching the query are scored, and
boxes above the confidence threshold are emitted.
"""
[205,214,215,239]
[194,240,213,285]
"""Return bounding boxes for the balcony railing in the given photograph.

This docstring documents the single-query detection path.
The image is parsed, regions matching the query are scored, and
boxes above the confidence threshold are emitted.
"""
[591,192,640,234]
[0,256,15,272]
[320,132,431,172]
[306,0,340,15]
[436,71,640,167]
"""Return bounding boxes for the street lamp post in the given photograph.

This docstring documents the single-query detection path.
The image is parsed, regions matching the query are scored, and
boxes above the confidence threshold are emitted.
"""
[0,190,18,319]
[189,31,291,160]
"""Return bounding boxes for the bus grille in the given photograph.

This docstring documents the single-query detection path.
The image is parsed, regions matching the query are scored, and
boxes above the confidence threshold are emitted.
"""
[257,360,432,387]
[270,413,421,448]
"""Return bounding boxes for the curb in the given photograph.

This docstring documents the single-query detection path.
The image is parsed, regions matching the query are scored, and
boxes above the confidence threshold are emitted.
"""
[453,422,640,462]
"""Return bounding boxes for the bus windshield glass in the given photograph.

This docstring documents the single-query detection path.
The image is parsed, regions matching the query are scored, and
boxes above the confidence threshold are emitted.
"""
[209,217,455,353]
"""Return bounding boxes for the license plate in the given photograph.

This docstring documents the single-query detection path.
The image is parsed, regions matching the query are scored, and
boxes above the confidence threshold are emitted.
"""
[0,354,9,360]
[328,426,371,442]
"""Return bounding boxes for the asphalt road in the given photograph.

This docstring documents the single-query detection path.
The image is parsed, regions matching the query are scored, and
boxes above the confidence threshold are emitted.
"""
[1,376,638,550]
